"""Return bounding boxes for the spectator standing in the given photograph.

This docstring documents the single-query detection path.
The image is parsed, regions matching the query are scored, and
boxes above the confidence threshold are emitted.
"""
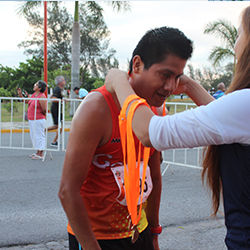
[210,87,215,95]
[47,76,66,147]
[73,87,89,99]
[213,82,226,99]
[17,80,47,160]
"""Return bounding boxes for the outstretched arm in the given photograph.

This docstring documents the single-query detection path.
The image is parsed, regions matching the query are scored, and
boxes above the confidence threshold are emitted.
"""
[105,69,215,147]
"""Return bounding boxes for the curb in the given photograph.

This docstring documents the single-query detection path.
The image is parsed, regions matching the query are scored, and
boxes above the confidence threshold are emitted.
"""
[1,128,71,133]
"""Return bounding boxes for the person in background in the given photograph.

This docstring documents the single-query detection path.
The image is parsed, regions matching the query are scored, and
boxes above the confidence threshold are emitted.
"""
[105,5,250,249]
[58,27,193,250]
[210,87,215,95]
[213,82,226,99]
[73,87,89,100]
[17,80,47,160]
[47,76,66,147]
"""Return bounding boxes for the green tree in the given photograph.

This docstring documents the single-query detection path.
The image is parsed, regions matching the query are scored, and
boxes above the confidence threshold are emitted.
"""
[92,78,104,90]
[0,57,43,94]
[186,63,233,91]
[46,67,71,89]
[13,57,43,93]
[204,19,237,70]
[0,65,16,91]
[0,87,12,97]
[18,2,73,70]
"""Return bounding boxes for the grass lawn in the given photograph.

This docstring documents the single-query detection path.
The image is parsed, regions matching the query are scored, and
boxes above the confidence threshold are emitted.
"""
[0,101,73,122]
[0,98,195,122]
[166,98,196,115]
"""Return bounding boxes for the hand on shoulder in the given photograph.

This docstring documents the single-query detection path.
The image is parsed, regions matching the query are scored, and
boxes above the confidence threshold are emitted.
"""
[105,68,129,93]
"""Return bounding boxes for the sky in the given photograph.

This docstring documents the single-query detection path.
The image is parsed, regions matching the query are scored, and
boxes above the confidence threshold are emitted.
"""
[0,1,250,72]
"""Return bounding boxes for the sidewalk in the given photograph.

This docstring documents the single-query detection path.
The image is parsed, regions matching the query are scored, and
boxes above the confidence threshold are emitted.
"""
[0,240,68,250]
[0,218,226,250]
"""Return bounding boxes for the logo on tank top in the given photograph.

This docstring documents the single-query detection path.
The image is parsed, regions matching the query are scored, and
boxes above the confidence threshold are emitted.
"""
[92,153,123,169]
[111,138,120,143]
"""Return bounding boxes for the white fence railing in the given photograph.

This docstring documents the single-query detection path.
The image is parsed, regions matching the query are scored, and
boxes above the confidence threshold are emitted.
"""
[0,97,81,161]
[1,98,203,168]
[161,102,203,175]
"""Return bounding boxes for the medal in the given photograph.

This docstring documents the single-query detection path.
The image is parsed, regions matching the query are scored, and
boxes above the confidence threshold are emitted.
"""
[131,225,139,243]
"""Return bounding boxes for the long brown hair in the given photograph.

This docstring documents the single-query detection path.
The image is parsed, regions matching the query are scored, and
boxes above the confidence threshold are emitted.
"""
[202,5,250,217]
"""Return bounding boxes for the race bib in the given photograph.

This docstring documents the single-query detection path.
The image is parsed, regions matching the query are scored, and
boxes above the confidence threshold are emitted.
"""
[111,162,153,206]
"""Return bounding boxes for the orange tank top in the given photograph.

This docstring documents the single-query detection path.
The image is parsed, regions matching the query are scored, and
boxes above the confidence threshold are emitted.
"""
[67,86,156,239]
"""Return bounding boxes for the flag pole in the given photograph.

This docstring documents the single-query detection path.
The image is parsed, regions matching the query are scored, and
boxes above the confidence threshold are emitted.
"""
[44,1,48,97]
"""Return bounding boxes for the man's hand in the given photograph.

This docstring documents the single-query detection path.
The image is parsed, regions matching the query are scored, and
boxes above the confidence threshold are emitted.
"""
[17,88,22,97]
[105,68,129,93]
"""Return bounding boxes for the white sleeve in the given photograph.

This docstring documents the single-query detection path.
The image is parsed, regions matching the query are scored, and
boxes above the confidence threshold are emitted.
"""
[149,89,250,152]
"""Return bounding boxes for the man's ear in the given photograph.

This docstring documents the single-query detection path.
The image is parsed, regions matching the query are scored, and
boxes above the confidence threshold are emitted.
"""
[132,55,144,74]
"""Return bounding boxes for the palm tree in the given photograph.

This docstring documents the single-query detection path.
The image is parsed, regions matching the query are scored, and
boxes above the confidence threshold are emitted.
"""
[70,1,131,115]
[71,1,80,104]
[204,19,237,71]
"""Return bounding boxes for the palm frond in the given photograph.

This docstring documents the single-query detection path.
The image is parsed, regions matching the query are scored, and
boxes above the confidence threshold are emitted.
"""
[104,1,131,13]
[204,19,237,49]
[16,1,42,17]
[209,47,234,67]
[16,1,60,18]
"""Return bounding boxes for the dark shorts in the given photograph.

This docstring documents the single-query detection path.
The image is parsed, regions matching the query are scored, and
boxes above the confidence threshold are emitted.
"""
[69,226,154,250]
[50,105,62,126]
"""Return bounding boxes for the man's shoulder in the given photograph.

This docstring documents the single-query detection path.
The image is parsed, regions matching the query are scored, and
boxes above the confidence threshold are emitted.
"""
[79,88,89,97]
[80,88,88,93]
[79,91,109,113]
[54,85,61,91]
[72,91,112,144]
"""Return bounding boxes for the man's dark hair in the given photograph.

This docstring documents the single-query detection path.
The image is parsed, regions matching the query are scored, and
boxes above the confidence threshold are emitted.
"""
[38,80,47,93]
[73,87,80,91]
[129,26,193,73]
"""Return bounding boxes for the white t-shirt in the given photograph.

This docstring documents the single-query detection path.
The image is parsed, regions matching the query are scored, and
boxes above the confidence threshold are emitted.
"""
[149,89,250,152]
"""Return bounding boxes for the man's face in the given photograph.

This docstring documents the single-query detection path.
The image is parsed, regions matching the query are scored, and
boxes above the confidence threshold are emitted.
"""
[74,89,79,95]
[59,79,66,88]
[131,54,187,107]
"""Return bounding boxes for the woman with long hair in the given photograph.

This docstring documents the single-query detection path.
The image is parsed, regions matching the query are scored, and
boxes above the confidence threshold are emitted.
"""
[105,6,250,249]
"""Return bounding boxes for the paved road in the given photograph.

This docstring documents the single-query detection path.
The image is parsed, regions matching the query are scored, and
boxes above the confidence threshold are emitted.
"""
[0,132,227,250]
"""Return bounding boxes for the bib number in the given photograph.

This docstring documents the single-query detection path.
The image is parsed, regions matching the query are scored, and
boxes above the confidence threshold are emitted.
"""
[111,162,153,206]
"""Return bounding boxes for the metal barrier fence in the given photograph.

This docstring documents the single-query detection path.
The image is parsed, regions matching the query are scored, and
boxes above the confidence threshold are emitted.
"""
[0,97,81,161]
[0,97,203,168]
[161,102,203,175]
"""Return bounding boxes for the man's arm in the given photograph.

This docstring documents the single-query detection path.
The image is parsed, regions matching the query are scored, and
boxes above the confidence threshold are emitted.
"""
[58,92,110,250]
[77,96,85,100]
[145,150,162,250]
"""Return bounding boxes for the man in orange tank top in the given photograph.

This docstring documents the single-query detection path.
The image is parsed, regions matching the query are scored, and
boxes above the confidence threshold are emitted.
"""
[58,27,193,250]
